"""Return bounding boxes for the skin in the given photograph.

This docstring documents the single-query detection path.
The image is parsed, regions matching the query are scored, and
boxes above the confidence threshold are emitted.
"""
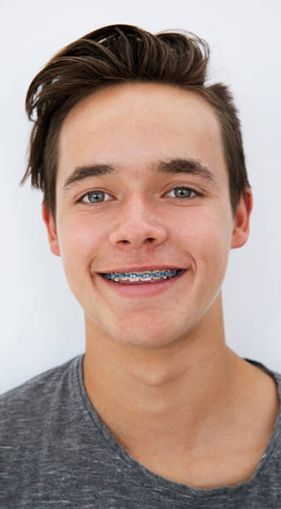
[42,83,279,489]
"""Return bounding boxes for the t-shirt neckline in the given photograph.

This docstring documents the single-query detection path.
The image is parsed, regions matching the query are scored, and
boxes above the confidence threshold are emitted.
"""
[73,353,281,500]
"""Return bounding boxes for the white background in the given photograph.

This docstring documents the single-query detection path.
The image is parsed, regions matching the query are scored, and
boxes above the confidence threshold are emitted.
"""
[1,0,281,393]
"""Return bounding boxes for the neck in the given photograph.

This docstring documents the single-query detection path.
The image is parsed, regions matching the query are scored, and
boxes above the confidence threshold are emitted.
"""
[83,298,244,453]
[82,298,280,489]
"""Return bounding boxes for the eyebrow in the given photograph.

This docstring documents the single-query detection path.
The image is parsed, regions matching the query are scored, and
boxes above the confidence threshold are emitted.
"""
[62,158,218,193]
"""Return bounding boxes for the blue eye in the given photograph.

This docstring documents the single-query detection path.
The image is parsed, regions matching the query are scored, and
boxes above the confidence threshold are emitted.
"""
[79,190,111,204]
[167,187,200,199]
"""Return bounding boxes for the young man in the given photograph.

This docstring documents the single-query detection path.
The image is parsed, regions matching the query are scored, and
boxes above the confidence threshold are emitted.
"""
[1,23,280,508]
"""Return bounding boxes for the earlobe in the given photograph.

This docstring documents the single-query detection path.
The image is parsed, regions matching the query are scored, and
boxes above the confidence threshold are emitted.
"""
[231,188,253,249]
[41,202,61,257]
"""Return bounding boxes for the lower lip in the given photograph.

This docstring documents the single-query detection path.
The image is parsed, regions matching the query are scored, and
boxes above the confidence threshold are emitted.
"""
[96,270,188,297]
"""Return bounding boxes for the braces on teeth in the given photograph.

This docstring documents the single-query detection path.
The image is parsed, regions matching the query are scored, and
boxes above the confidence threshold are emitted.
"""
[103,269,180,282]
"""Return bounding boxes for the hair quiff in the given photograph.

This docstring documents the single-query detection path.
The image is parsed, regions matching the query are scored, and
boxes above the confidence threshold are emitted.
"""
[20,23,250,221]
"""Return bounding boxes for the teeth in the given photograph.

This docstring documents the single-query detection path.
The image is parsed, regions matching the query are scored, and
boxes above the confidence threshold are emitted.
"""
[102,269,181,283]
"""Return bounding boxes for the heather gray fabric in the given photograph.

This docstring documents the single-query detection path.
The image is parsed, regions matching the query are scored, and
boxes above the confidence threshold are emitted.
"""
[1,354,281,508]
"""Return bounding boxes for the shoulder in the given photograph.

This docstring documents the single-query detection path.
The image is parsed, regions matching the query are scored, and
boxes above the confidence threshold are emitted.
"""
[0,355,82,440]
[0,355,84,503]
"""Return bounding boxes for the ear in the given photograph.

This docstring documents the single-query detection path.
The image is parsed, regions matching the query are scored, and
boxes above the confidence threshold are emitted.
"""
[231,188,253,249]
[41,202,61,257]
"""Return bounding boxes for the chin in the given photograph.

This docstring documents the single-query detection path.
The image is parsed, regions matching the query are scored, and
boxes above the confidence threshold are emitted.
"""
[110,320,189,349]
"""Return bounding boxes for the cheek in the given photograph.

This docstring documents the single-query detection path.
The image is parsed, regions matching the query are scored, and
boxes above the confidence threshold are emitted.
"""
[181,208,232,274]
[58,214,105,279]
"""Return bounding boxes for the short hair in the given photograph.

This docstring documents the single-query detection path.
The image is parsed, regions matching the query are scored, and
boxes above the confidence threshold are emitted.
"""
[20,23,250,222]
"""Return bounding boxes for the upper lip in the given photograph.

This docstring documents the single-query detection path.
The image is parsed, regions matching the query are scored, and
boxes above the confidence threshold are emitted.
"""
[97,265,187,273]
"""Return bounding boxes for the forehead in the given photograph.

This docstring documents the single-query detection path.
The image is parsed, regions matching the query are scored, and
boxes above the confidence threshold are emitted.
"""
[57,82,227,186]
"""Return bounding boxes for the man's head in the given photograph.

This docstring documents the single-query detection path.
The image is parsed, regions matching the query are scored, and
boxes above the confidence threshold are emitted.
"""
[20,24,252,349]
[21,23,250,225]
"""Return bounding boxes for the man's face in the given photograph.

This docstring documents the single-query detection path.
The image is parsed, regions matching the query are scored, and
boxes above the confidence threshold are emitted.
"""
[43,83,251,348]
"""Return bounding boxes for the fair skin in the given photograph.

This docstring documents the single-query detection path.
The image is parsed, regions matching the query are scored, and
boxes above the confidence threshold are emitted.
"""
[42,82,279,489]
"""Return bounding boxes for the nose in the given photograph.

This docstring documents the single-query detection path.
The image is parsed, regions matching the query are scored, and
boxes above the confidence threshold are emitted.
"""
[108,196,168,250]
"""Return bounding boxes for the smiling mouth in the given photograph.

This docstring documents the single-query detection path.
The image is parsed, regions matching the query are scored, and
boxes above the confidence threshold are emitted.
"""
[98,269,186,284]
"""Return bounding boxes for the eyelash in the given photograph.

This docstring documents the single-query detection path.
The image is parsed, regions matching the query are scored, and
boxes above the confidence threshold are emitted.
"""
[77,186,202,205]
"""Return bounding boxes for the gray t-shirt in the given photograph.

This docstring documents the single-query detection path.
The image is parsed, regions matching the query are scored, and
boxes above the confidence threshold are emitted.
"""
[1,354,281,508]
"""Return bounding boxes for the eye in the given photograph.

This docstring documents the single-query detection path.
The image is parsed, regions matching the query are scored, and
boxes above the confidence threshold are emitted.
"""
[78,190,112,204]
[166,186,201,199]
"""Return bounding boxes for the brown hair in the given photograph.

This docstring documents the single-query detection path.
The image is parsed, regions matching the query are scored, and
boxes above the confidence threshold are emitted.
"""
[20,23,250,222]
